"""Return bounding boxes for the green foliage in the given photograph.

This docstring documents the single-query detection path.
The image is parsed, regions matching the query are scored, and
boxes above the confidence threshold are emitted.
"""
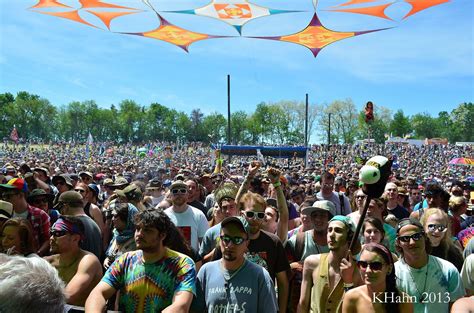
[390,109,412,137]
[0,91,471,144]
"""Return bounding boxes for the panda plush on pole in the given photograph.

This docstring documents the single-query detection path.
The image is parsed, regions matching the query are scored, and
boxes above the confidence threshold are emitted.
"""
[348,156,393,253]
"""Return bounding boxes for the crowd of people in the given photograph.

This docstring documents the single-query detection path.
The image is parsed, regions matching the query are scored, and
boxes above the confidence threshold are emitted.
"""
[0,141,473,313]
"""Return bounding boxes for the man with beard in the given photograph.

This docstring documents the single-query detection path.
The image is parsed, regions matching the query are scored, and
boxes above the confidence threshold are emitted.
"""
[165,180,209,251]
[44,216,102,307]
[86,209,196,313]
[213,191,290,312]
[197,216,278,312]
[199,182,239,263]
[298,216,361,313]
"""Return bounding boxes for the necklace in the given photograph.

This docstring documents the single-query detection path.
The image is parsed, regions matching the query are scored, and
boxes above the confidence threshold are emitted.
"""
[406,260,429,302]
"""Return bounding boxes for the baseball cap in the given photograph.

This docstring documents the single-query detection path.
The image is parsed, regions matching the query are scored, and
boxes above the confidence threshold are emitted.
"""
[329,215,356,233]
[112,177,129,188]
[146,178,162,190]
[396,217,424,234]
[54,191,83,209]
[79,171,93,179]
[27,189,54,202]
[0,178,28,193]
[116,184,142,200]
[221,216,250,237]
[170,180,188,191]
[0,200,13,220]
[301,200,336,217]
[214,182,238,204]
[88,184,100,196]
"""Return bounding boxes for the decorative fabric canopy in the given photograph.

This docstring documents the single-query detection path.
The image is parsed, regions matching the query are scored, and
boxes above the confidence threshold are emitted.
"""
[28,0,451,56]
[163,0,299,34]
[251,13,390,57]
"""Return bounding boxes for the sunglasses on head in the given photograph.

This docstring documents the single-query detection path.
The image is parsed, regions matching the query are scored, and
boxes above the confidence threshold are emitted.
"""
[50,230,69,237]
[398,232,424,243]
[357,261,384,271]
[427,224,447,232]
[171,188,187,194]
[244,211,265,220]
[220,235,246,245]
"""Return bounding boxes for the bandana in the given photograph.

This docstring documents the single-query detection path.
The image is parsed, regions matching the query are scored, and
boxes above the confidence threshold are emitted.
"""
[329,215,356,233]
[362,242,393,265]
[52,217,85,240]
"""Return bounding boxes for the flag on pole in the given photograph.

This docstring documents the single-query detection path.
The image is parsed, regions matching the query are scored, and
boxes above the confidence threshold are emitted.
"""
[10,126,19,143]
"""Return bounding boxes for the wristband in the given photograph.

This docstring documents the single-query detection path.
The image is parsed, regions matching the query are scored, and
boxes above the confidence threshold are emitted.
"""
[343,282,354,292]
[272,181,281,187]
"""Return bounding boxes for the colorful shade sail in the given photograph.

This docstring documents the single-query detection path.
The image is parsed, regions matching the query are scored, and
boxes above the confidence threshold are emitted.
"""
[326,2,395,20]
[30,0,72,9]
[251,13,390,57]
[124,14,226,52]
[404,0,450,19]
[164,0,299,34]
[28,0,452,57]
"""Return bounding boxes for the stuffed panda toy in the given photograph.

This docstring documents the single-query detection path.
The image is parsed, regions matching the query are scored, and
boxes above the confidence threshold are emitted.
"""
[359,156,392,198]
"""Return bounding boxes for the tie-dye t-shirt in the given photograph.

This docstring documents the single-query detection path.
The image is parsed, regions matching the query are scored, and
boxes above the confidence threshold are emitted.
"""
[102,248,196,312]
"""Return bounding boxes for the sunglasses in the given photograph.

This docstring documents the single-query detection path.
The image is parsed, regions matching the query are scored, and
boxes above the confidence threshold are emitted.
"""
[357,261,384,271]
[74,189,86,193]
[50,230,69,237]
[220,235,246,245]
[427,224,447,232]
[55,181,66,186]
[398,232,425,243]
[356,195,366,199]
[244,211,265,220]
[171,188,187,194]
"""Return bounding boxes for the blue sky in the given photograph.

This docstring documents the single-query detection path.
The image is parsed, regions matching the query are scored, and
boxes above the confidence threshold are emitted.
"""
[0,0,472,119]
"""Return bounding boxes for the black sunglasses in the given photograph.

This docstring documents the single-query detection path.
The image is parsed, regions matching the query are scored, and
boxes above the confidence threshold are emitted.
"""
[171,188,187,194]
[398,232,425,243]
[74,189,86,193]
[244,211,265,220]
[50,230,69,237]
[220,235,246,245]
[427,224,447,232]
[357,261,384,271]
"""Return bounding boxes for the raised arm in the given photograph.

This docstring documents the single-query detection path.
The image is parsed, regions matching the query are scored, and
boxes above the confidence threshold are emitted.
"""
[235,161,261,203]
[267,167,288,243]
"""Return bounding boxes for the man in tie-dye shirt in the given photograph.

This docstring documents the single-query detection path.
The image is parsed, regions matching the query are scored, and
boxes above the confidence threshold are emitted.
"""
[85,209,196,313]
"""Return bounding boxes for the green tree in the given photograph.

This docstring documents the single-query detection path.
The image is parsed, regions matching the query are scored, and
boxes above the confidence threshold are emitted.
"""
[411,112,438,139]
[389,109,412,137]
[202,112,227,143]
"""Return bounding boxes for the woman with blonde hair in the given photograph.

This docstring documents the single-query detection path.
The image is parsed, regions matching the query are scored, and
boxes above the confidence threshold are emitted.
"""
[420,208,464,271]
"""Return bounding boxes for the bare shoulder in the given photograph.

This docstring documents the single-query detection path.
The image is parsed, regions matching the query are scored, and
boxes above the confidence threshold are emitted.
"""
[303,254,321,270]
[43,254,58,264]
[344,286,362,303]
[451,297,474,313]
[79,251,102,271]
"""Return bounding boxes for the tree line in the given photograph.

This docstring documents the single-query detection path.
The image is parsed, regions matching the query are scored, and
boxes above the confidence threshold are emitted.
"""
[0,91,472,144]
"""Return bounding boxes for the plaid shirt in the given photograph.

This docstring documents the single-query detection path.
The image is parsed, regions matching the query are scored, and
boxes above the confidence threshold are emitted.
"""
[27,204,50,248]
